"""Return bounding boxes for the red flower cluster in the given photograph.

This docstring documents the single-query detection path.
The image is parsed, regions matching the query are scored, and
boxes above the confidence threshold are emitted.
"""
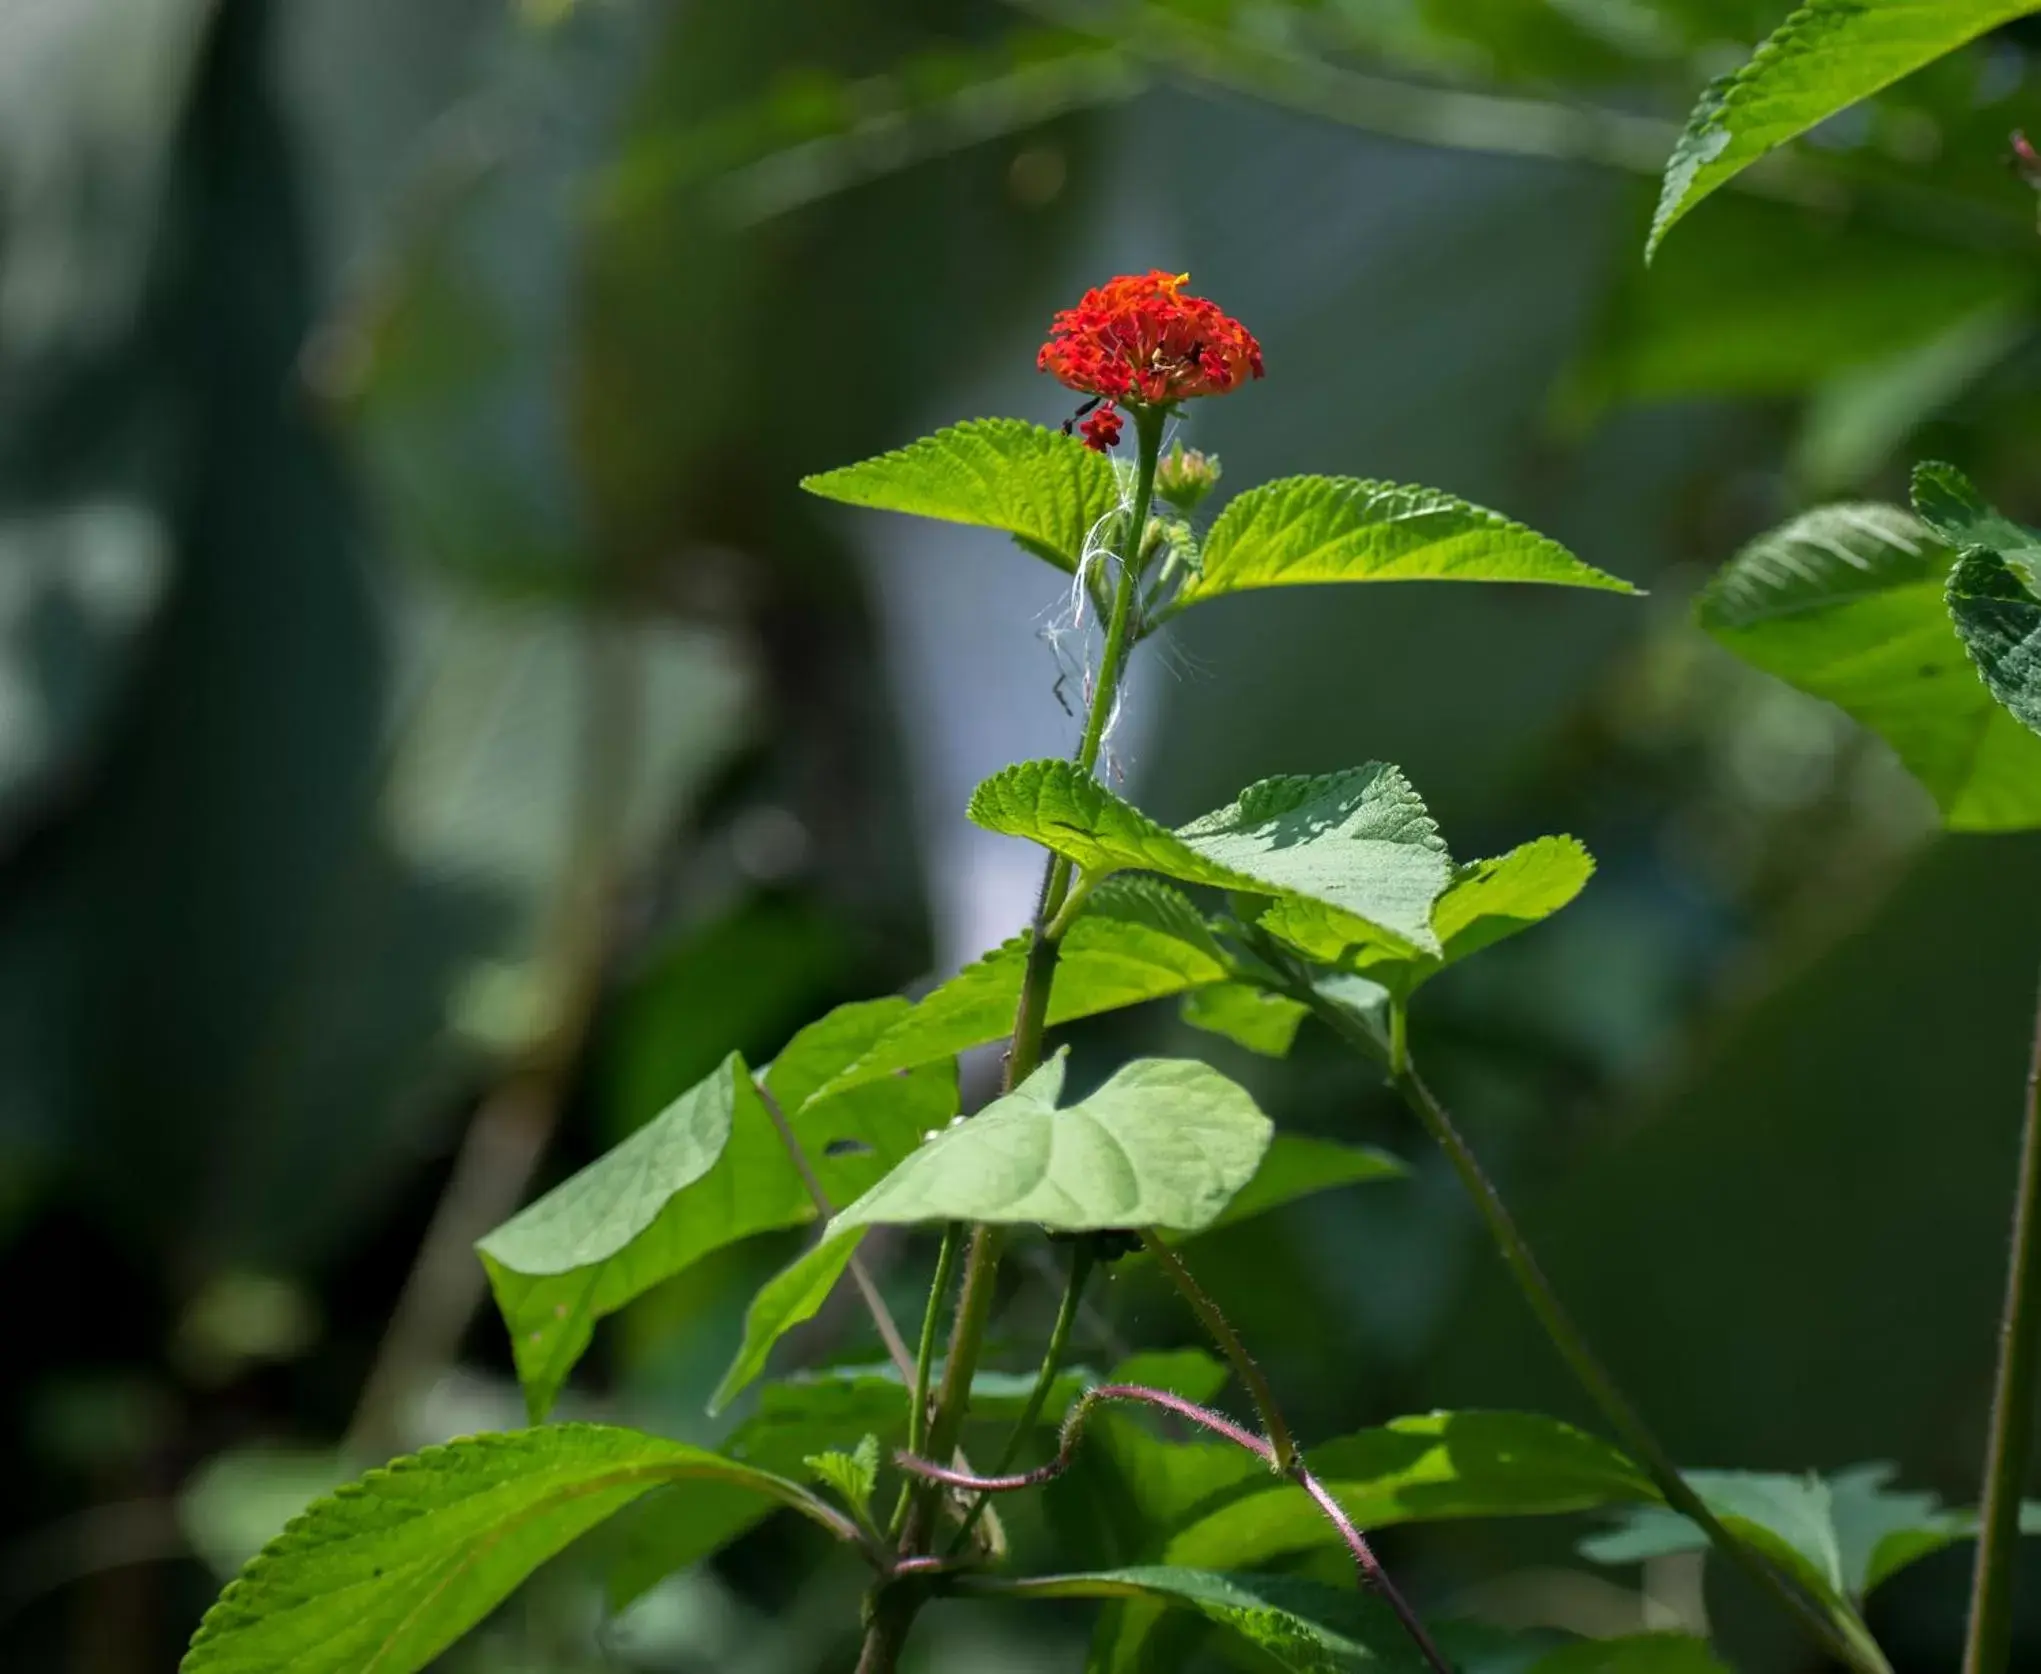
[1039,271,1262,450]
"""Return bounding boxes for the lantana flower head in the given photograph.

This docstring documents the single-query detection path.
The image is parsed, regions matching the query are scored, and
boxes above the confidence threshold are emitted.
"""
[1039,270,1262,450]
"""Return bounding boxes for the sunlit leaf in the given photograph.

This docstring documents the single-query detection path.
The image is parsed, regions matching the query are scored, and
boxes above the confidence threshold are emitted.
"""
[1181,980,1308,1056]
[180,1426,830,1674]
[713,1052,1274,1409]
[1190,1134,1407,1236]
[813,879,1232,1100]
[800,418,1124,573]
[1696,499,2041,831]
[971,760,1454,958]
[1176,475,1633,606]
[1648,0,2040,258]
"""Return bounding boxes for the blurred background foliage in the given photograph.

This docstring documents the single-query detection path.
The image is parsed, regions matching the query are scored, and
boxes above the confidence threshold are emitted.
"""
[4,0,2041,1669]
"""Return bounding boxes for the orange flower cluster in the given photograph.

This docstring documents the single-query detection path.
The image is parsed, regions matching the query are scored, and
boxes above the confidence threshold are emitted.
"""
[1039,271,1262,451]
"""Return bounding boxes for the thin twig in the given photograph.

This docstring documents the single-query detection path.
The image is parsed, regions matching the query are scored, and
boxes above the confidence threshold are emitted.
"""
[1962,965,2041,1674]
[755,1082,916,1382]
[1138,1231,1295,1470]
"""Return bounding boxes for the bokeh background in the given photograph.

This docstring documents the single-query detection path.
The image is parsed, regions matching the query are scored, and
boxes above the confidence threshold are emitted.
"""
[5,1,2041,1669]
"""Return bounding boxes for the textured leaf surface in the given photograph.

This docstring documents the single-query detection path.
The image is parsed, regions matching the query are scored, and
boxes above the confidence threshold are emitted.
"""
[1948,550,2041,739]
[1528,1635,1730,1674]
[799,418,1122,573]
[1648,1,2040,257]
[971,760,1454,958]
[481,1024,951,1418]
[1263,836,1593,994]
[991,1566,1434,1672]
[813,879,1230,1100]
[1697,499,2041,830]
[1177,476,1632,604]
[181,1426,820,1674]
[715,1052,1273,1408]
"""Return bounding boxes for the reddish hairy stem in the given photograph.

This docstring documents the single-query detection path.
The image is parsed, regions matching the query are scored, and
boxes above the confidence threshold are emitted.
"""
[893,1383,1451,1674]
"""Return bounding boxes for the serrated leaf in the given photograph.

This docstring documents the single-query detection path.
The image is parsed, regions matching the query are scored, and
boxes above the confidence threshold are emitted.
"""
[971,760,1454,959]
[814,878,1231,1101]
[1697,500,2041,831]
[799,418,1123,573]
[480,1025,952,1419]
[1528,1635,1730,1674]
[1174,475,1633,606]
[1948,549,2041,739]
[988,1566,1435,1673]
[1580,1462,2041,1605]
[180,1426,830,1674]
[713,1052,1274,1409]
[1648,0,2040,259]
[1263,836,1594,995]
[1913,461,2041,571]
[1181,980,1308,1056]
[804,1434,880,1524]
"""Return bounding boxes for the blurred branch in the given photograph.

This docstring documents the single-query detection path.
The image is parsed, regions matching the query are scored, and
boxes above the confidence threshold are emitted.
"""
[345,620,642,1459]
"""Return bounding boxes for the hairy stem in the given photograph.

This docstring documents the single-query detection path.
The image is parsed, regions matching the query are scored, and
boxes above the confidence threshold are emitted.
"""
[1320,993,1887,1674]
[1963,968,2041,1674]
[897,1382,1451,1674]
[1138,1231,1295,1471]
[858,405,1168,1673]
[950,1241,1096,1551]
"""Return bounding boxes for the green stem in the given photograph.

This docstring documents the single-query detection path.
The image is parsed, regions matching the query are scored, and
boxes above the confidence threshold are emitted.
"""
[950,1240,1096,1551]
[1963,968,2041,1674]
[1140,1230,1296,1471]
[1314,990,1888,1674]
[858,406,1170,1674]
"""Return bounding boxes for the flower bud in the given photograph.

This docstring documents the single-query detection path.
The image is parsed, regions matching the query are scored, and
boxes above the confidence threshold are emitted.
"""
[1155,440,1221,511]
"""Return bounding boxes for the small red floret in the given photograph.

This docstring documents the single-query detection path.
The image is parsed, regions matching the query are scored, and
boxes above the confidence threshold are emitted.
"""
[1078,403,1124,452]
[1038,271,1263,407]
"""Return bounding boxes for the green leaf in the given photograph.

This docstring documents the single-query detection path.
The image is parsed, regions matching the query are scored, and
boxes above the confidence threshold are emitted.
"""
[480,1024,952,1419]
[799,417,1124,573]
[1580,1462,2041,1604]
[1948,550,2041,739]
[1527,1635,1730,1674]
[1192,1135,1407,1236]
[1696,501,2041,831]
[1181,980,1308,1056]
[1913,460,2041,571]
[986,1566,1435,1672]
[1175,475,1634,606]
[813,878,1232,1100]
[180,1425,832,1674]
[1264,836,1594,995]
[971,760,1455,959]
[803,1434,880,1526]
[1648,0,2041,259]
[1164,1411,1655,1574]
[607,1364,1088,1606]
[713,1052,1274,1409]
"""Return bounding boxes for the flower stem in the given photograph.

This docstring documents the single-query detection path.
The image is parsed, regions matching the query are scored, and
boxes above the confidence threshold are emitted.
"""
[950,1240,1096,1552]
[1139,1230,1296,1472]
[857,405,1170,1674]
[1962,966,2041,1674]
[1311,989,1888,1674]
